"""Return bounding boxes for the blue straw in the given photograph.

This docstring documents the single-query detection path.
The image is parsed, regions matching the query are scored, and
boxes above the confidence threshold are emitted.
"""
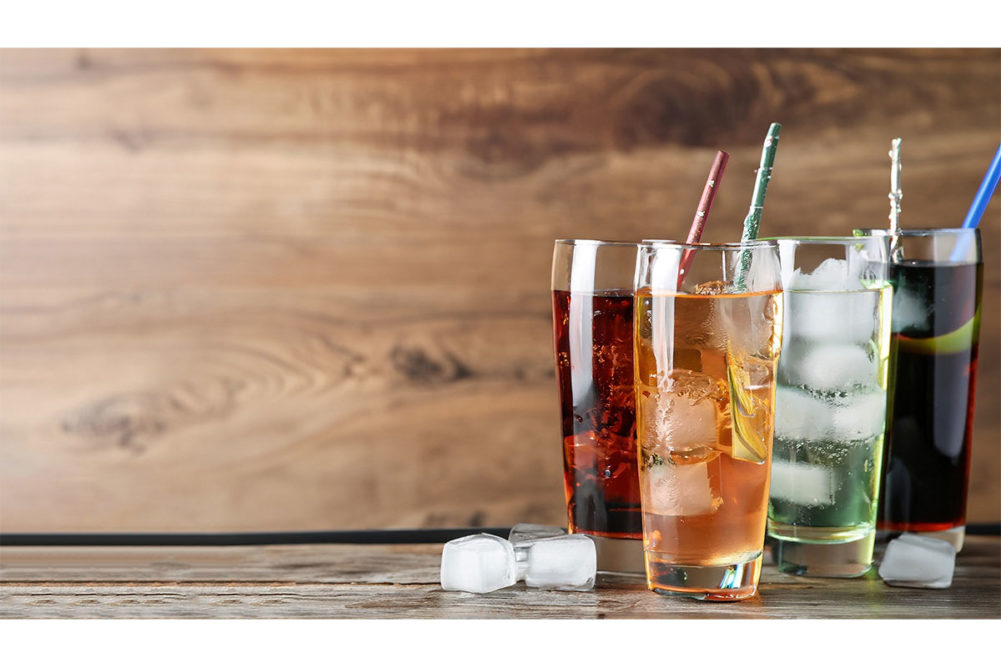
[961,142,1001,229]
[949,143,1000,263]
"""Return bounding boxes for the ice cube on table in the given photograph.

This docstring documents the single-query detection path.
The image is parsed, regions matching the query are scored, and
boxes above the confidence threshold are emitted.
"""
[878,533,957,589]
[508,523,567,544]
[779,342,877,391]
[509,524,569,580]
[643,460,719,516]
[524,535,596,590]
[440,533,516,593]
[769,460,835,506]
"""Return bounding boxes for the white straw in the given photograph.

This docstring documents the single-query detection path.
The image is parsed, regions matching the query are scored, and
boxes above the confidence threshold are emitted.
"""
[888,137,902,234]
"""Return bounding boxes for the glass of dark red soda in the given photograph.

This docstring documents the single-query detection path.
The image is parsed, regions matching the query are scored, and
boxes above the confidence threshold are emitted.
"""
[551,240,644,573]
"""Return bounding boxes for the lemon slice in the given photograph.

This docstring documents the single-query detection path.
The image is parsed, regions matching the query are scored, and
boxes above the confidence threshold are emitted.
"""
[897,307,980,355]
[726,362,769,464]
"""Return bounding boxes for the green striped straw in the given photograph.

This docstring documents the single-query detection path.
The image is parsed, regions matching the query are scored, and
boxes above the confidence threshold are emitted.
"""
[736,122,782,289]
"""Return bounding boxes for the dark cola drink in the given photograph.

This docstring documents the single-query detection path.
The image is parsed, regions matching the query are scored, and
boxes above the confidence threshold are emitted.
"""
[879,260,983,533]
[552,289,642,539]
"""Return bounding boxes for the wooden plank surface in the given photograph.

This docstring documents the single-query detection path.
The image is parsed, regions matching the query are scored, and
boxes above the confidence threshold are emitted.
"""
[0,48,998,532]
[1,536,998,618]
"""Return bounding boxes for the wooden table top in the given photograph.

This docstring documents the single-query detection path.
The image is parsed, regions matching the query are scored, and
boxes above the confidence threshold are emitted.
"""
[2,536,999,619]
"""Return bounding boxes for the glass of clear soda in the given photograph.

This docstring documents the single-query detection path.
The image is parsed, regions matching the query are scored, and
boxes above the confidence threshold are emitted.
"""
[768,236,893,577]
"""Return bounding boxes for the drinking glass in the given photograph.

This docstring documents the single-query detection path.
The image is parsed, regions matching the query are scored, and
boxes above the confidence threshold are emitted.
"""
[633,240,782,600]
[551,240,644,573]
[854,228,983,551]
[768,236,893,577]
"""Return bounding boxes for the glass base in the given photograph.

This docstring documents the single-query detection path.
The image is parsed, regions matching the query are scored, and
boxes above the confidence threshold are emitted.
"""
[591,535,646,575]
[914,525,965,552]
[645,553,763,601]
[878,525,965,552]
[772,531,875,578]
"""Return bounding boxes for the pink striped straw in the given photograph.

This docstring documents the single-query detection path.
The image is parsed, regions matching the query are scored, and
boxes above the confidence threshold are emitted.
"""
[678,150,730,289]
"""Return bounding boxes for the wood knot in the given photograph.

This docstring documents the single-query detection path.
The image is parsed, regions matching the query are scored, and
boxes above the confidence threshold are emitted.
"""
[613,70,754,149]
[61,380,238,454]
[61,393,166,454]
[389,342,472,385]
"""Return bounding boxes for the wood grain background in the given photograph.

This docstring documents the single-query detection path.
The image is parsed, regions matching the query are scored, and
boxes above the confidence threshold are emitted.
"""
[1,48,998,532]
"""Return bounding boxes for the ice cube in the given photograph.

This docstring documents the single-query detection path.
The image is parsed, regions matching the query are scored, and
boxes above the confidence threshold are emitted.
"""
[662,396,717,450]
[523,535,596,590]
[774,386,830,442]
[664,368,725,403]
[508,523,567,544]
[509,524,569,580]
[642,460,720,516]
[641,393,716,455]
[769,460,835,506]
[737,354,773,390]
[892,288,930,333]
[779,342,877,391]
[644,370,722,451]
[878,533,956,589]
[831,389,887,442]
[784,286,880,345]
[694,280,728,295]
[789,258,862,291]
[440,533,516,593]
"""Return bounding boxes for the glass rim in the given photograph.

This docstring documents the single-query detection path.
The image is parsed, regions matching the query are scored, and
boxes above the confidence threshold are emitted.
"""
[638,239,778,251]
[553,238,639,247]
[765,235,888,245]
[854,227,981,237]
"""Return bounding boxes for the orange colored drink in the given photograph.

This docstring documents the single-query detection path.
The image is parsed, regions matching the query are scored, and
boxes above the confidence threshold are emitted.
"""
[634,265,782,600]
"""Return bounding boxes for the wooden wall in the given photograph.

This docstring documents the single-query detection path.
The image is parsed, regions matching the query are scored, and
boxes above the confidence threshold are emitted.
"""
[1,48,998,532]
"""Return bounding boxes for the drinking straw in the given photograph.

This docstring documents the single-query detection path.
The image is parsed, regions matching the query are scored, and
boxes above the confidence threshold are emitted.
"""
[960,142,1001,229]
[736,122,782,289]
[887,138,903,232]
[948,142,1000,262]
[678,150,730,288]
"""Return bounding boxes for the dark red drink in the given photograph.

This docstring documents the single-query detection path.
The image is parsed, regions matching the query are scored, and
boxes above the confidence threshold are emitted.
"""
[879,260,983,532]
[552,289,642,539]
